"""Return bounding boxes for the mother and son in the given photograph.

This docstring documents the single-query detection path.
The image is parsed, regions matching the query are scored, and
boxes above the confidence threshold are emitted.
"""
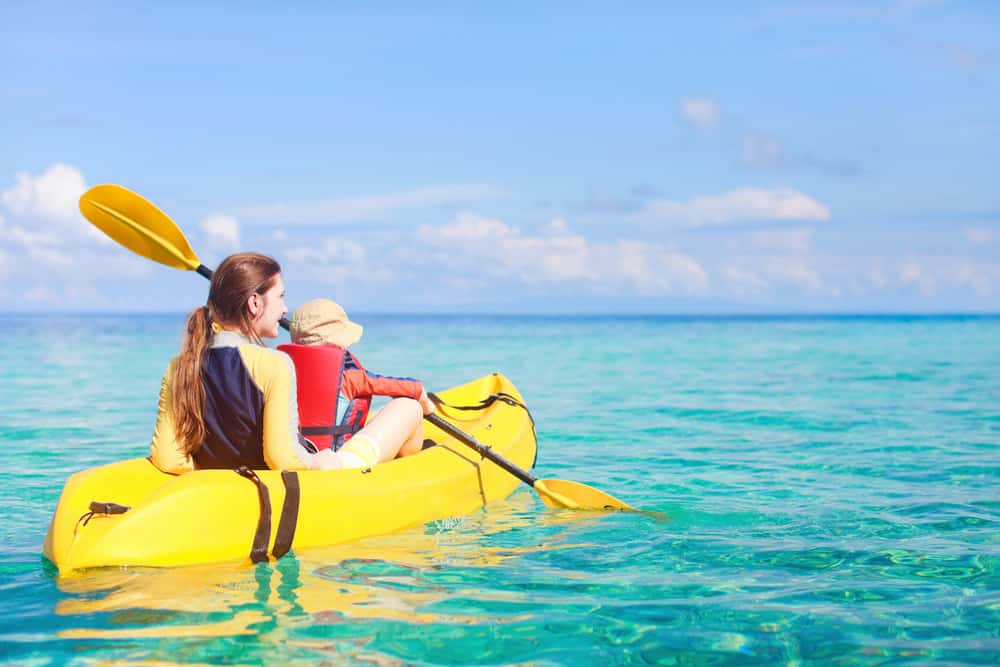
[150,251,436,474]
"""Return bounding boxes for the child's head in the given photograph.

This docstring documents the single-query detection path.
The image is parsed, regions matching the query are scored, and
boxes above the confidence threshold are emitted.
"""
[290,299,363,347]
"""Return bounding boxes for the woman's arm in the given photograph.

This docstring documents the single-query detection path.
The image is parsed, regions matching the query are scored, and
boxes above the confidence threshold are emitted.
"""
[149,358,195,474]
[244,346,314,471]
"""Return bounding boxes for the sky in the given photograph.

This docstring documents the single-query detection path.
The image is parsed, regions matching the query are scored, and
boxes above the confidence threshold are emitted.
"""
[1,1,998,314]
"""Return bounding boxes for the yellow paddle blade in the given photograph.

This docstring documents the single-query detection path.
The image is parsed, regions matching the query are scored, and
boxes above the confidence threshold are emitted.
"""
[80,184,201,271]
[534,478,637,512]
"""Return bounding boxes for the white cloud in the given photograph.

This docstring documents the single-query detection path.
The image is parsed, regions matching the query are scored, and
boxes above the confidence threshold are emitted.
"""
[422,213,594,282]
[1,163,87,223]
[678,95,857,177]
[722,256,823,293]
[0,223,62,247]
[6,243,152,281]
[0,162,110,246]
[679,97,720,129]
[420,211,518,242]
[541,217,569,236]
[201,214,241,250]
[764,257,823,290]
[508,235,592,281]
[718,225,824,295]
[239,184,505,225]
[612,241,710,294]
[23,281,108,305]
[24,285,60,304]
[416,212,708,295]
[26,245,76,271]
[723,266,770,295]
[0,163,159,307]
[637,187,831,227]
[953,261,993,296]
[963,227,993,245]
[870,266,888,289]
[902,31,993,77]
[749,228,814,253]
[741,133,786,167]
[286,237,366,265]
[895,255,997,296]
[285,238,394,288]
[898,256,934,294]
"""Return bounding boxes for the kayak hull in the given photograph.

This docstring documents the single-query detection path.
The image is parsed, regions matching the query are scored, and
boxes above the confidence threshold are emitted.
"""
[44,373,535,574]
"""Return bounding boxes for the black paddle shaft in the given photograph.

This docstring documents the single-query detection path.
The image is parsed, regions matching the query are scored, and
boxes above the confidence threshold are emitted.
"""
[424,413,538,487]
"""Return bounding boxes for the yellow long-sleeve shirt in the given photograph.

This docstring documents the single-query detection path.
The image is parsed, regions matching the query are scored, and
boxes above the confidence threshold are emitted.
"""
[150,331,313,473]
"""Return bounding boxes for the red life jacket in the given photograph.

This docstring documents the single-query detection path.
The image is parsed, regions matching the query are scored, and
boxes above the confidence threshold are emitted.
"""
[277,343,371,451]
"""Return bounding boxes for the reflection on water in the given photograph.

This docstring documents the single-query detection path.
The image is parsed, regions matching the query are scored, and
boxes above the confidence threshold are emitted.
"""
[40,487,1000,665]
[51,494,591,650]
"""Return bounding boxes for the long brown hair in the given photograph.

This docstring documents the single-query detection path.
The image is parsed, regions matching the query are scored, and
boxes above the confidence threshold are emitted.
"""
[172,252,282,454]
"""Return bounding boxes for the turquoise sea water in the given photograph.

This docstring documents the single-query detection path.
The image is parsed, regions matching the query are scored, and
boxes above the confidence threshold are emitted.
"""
[1,313,998,665]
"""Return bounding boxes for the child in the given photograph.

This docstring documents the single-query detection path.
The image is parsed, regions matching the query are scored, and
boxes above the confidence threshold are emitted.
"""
[278,299,435,470]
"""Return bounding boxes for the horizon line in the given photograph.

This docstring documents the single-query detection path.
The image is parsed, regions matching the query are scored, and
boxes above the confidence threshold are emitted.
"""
[3,310,999,319]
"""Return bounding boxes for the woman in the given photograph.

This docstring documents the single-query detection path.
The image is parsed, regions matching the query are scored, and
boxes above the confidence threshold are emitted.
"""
[150,252,343,473]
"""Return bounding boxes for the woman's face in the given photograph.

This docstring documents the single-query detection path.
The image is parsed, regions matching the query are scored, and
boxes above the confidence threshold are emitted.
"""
[248,274,287,339]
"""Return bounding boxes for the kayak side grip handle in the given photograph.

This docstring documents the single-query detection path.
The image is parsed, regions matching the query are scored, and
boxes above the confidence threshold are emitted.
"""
[89,501,131,515]
[79,501,131,527]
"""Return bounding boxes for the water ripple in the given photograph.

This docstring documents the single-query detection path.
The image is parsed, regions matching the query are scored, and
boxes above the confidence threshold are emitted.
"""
[2,314,999,665]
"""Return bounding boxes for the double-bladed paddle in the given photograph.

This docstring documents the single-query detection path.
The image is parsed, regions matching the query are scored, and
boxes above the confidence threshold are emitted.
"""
[79,183,641,512]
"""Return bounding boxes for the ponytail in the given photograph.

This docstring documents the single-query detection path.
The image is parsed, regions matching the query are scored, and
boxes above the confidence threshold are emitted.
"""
[172,305,212,454]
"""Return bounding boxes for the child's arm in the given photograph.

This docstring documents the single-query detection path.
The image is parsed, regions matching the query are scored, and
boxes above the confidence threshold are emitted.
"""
[340,353,424,400]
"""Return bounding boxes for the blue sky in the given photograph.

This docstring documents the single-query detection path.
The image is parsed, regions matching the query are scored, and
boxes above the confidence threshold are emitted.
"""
[1,1,997,313]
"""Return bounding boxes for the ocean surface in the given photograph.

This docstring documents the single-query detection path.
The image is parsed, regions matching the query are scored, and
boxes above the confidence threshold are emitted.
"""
[1,313,998,666]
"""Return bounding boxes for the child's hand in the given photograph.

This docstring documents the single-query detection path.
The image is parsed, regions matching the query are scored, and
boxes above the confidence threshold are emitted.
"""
[418,388,436,415]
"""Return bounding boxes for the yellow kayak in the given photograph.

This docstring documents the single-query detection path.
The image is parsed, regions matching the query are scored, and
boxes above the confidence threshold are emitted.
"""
[44,373,536,574]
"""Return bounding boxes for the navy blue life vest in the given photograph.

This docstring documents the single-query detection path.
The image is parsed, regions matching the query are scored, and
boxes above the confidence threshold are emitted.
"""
[192,346,269,470]
[278,343,371,451]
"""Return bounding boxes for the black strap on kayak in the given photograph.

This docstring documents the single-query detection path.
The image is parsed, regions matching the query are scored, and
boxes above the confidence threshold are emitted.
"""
[77,501,130,527]
[428,389,538,467]
[429,391,534,428]
[235,466,272,564]
[271,471,300,559]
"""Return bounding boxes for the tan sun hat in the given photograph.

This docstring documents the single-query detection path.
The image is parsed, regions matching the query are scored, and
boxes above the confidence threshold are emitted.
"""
[289,298,363,348]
